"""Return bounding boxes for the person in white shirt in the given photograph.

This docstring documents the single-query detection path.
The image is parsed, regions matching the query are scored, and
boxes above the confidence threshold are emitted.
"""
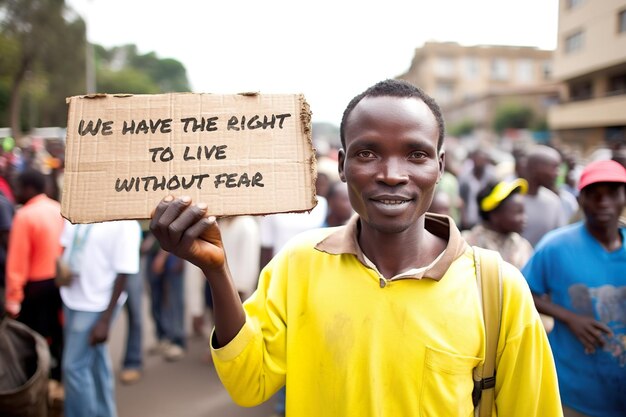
[60,220,141,417]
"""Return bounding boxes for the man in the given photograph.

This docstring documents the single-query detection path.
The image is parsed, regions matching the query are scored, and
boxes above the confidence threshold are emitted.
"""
[459,148,496,230]
[522,159,626,417]
[150,80,561,416]
[521,145,568,246]
[5,169,64,383]
[60,220,141,417]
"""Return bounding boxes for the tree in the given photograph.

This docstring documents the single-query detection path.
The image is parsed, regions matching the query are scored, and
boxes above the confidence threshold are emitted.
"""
[0,0,85,138]
[449,118,475,137]
[0,1,191,136]
[95,44,190,93]
[493,103,534,134]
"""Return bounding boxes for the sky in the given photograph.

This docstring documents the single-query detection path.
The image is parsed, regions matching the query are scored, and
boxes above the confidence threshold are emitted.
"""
[66,0,559,126]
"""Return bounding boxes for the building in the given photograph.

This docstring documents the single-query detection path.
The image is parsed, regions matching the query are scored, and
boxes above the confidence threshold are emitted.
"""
[397,42,557,144]
[549,0,626,154]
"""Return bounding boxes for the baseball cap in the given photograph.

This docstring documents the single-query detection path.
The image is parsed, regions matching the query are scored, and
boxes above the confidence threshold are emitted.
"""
[577,159,626,191]
[480,178,528,212]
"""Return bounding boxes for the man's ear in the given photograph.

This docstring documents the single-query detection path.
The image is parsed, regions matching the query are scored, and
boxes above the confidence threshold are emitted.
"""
[338,149,347,182]
[437,150,445,183]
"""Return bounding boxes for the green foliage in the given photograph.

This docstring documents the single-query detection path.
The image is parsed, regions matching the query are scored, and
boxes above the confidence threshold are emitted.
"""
[0,1,191,136]
[95,44,190,93]
[493,103,535,134]
[0,0,86,132]
[449,118,475,137]
[97,68,160,94]
[530,117,548,132]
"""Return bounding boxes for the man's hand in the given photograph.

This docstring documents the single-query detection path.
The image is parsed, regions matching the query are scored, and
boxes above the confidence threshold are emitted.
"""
[5,301,21,318]
[89,317,110,346]
[564,313,613,354]
[150,196,226,272]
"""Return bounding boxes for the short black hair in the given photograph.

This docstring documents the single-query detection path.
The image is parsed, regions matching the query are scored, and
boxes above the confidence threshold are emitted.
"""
[17,169,47,194]
[339,79,445,151]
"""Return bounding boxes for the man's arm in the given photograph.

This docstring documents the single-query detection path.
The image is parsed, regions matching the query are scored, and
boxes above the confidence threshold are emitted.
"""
[150,196,245,347]
[532,293,612,354]
[5,214,29,317]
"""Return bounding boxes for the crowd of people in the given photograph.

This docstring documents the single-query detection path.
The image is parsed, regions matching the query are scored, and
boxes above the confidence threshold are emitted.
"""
[1,79,625,417]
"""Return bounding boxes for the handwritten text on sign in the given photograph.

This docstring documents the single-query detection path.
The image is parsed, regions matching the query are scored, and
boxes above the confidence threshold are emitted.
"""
[61,93,316,223]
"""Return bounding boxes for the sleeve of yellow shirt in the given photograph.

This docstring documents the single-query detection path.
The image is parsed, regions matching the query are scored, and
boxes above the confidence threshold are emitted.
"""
[492,262,563,417]
[211,252,288,407]
[5,212,30,307]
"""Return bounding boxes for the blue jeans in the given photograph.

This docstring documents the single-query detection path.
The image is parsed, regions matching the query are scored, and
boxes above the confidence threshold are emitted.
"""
[147,266,185,347]
[122,272,143,370]
[275,386,286,414]
[62,306,118,417]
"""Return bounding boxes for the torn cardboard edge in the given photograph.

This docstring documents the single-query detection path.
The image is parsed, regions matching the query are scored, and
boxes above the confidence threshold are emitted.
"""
[62,92,318,224]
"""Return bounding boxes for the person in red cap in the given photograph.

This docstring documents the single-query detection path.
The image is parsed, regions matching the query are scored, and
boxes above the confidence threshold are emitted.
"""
[522,159,626,417]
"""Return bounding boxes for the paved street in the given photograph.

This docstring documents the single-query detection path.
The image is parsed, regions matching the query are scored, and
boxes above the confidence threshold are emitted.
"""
[108,285,276,417]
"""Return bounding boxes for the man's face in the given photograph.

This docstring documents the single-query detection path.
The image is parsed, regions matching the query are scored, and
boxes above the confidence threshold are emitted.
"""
[537,155,561,188]
[579,182,626,229]
[491,193,526,235]
[338,96,443,235]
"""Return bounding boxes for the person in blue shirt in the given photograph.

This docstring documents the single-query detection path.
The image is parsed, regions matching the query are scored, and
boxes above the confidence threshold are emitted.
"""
[522,159,626,417]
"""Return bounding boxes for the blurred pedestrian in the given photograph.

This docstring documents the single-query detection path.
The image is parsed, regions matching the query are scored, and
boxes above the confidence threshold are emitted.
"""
[428,189,452,217]
[324,181,352,227]
[463,179,533,270]
[521,145,568,246]
[150,79,562,416]
[522,159,626,417]
[459,148,496,230]
[118,271,144,384]
[5,170,64,386]
[60,220,141,417]
[146,241,186,362]
[218,216,260,301]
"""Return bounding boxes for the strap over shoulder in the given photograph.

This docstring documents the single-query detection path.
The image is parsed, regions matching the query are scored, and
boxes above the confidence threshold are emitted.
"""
[471,246,503,417]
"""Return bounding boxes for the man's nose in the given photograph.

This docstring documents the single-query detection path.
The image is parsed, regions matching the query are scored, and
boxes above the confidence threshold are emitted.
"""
[376,158,409,186]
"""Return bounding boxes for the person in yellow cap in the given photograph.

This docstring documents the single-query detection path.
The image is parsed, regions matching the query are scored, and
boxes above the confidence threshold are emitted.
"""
[462,178,533,269]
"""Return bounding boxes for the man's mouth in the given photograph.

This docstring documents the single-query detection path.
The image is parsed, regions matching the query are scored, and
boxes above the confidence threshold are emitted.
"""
[375,199,410,205]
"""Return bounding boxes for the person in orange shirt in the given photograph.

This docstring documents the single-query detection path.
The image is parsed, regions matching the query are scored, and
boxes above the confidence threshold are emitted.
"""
[5,169,64,382]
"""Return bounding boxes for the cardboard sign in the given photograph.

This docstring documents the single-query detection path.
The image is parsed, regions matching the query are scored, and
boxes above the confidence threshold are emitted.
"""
[62,93,317,223]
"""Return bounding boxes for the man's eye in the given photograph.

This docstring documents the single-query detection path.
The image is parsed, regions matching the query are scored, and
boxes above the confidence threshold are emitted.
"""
[357,150,375,158]
[409,151,427,159]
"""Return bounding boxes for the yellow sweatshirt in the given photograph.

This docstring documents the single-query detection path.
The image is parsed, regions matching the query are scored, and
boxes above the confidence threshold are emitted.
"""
[212,214,562,417]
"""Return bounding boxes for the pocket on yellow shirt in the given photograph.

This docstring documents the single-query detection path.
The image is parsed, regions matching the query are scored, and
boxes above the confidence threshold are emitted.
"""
[420,346,480,417]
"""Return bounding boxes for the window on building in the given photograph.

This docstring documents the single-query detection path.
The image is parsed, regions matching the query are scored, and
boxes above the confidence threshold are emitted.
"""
[435,82,454,105]
[607,72,626,96]
[570,80,592,101]
[434,56,455,77]
[565,31,584,53]
[566,0,583,9]
[464,57,479,80]
[491,58,509,80]
[542,60,553,80]
[619,9,626,33]
[516,59,534,83]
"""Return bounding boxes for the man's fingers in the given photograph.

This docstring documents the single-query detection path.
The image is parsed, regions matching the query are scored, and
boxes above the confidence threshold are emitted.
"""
[150,195,175,227]
[168,203,209,246]
[592,321,613,337]
[195,215,220,242]
[151,196,193,245]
